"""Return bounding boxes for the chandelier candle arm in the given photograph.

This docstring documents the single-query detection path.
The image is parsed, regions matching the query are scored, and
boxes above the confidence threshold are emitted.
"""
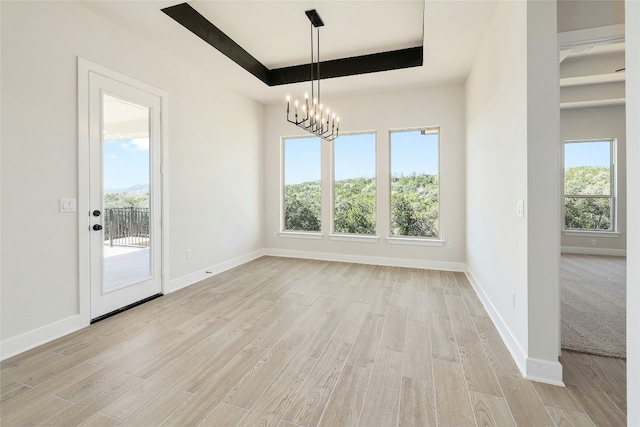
[285,9,340,142]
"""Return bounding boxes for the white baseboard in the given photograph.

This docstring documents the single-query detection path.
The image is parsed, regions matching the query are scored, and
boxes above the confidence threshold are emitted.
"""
[464,269,528,375]
[464,268,564,386]
[526,358,564,386]
[1,315,83,361]
[263,248,466,272]
[561,246,626,256]
[167,249,265,293]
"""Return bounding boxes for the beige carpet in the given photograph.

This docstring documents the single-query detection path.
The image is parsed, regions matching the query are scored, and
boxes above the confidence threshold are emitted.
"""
[561,254,626,358]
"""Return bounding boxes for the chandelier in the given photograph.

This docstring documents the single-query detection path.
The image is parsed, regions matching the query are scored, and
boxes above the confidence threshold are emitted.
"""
[286,9,340,142]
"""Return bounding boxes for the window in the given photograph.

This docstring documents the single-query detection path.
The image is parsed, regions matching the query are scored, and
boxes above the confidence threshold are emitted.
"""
[390,128,440,238]
[283,136,322,232]
[564,139,615,231]
[333,133,376,235]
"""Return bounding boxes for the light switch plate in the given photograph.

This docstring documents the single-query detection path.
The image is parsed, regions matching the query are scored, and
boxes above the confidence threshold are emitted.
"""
[59,198,77,213]
[516,200,524,218]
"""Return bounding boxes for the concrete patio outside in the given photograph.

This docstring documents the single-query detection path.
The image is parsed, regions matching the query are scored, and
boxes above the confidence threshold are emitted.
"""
[103,243,150,291]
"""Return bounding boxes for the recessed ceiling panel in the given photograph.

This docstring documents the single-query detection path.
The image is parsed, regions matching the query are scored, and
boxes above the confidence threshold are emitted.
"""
[78,0,500,103]
[163,2,424,86]
[190,0,424,69]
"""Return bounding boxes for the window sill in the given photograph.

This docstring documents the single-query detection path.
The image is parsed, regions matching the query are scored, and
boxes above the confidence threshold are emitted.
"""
[328,234,379,243]
[277,231,323,240]
[386,237,445,247]
[563,230,620,238]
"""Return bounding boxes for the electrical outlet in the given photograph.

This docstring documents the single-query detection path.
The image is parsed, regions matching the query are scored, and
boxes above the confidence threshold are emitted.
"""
[186,249,193,259]
[447,241,453,249]
[591,239,597,246]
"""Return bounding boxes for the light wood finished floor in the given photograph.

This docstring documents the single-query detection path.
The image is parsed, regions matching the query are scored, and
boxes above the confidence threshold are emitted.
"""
[0,257,627,426]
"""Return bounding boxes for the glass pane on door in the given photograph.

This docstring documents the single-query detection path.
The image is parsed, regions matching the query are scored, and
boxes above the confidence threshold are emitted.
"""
[102,94,152,291]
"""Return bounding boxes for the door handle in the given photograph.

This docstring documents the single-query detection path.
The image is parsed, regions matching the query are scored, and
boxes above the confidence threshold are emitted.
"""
[93,210,101,217]
[93,224,103,231]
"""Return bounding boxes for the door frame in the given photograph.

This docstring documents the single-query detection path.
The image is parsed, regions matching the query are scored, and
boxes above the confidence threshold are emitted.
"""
[78,57,169,326]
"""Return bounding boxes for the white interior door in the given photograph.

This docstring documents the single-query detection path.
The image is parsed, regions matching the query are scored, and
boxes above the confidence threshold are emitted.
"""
[88,72,163,320]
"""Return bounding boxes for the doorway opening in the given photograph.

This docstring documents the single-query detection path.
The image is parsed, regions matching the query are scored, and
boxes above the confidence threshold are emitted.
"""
[558,29,627,422]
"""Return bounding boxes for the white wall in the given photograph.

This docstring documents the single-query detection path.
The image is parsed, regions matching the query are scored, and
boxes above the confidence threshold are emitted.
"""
[625,0,639,423]
[0,2,263,348]
[466,0,529,368]
[525,0,562,380]
[262,85,466,270]
[560,105,627,253]
[557,0,625,32]
[560,82,625,104]
[466,0,561,384]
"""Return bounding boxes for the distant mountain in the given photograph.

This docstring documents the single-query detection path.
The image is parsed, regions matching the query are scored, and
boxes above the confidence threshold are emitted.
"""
[105,184,149,194]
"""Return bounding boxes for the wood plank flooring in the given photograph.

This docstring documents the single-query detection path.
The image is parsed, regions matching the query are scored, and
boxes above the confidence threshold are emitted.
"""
[0,257,627,426]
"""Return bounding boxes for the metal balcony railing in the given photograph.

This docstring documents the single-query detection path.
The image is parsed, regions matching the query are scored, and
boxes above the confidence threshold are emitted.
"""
[104,207,150,247]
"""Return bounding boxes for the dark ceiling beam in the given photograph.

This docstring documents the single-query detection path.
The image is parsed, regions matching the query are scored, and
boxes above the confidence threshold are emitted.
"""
[268,47,423,86]
[162,2,423,87]
[162,3,271,85]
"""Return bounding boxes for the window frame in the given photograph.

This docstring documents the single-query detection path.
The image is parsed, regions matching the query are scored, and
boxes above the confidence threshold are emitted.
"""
[562,138,617,234]
[280,134,323,235]
[330,130,378,238]
[388,126,442,242]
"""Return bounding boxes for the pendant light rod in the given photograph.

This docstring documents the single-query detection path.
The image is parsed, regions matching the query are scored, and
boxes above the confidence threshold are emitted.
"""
[317,25,321,108]
[310,18,314,109]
